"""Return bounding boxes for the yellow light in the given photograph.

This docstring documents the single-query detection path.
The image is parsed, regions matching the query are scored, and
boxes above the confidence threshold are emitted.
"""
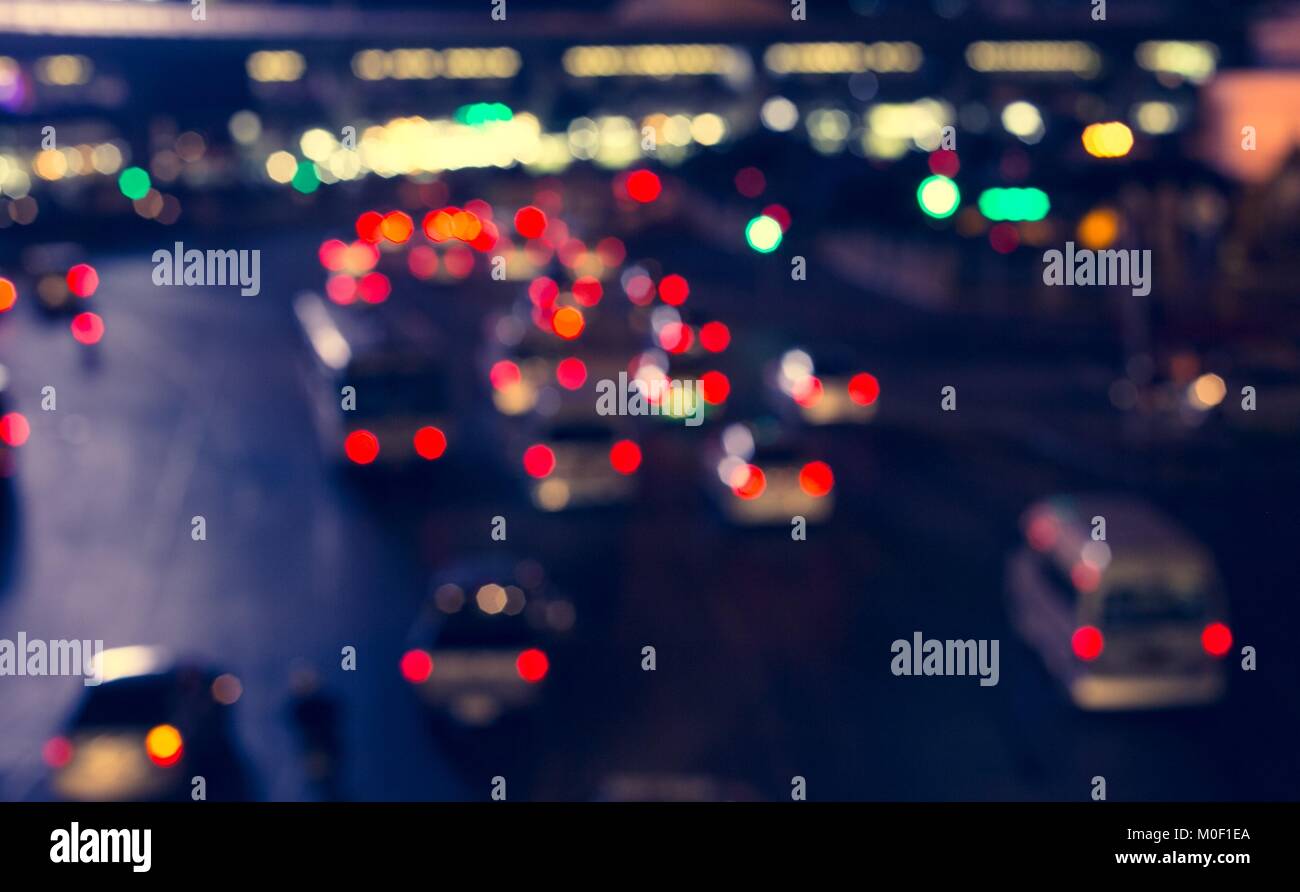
[1136,41,1217,83]
[536,479,571,512]
[1190,374,1227,409]
[300,128,337,162]
[690,113,726,146]
[33,149,68,181]
[966,41,1101,77]
[562,44,744,78]
[1001,101,1043,139]
[36,54,91,86]
[246,50,305,83]
[1081,121,1134,158]
[229,110,261,145]
[1133,101,1179,135]
[144,724,183,765]
[476,583,508,614]
[764,41,922,75]
[265,150,297,183]
[91,143,123,175]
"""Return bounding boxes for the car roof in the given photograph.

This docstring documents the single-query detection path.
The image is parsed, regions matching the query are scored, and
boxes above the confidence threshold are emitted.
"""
[1024,495,1210,564]
[295,292,443,369]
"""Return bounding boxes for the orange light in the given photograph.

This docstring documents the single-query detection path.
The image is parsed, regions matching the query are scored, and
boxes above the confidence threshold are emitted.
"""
[380,211,414,244]
[145,724,184,767]
[0,278,16,313]
[551,306,585,340]
[451,210,482,241]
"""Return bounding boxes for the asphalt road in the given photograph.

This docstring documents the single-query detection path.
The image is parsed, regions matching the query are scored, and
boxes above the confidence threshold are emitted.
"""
[1,226,1297,801]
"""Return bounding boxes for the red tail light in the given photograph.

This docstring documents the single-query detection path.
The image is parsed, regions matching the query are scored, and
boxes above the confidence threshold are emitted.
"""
[413,426,447,460]
[733,464,766,500]
[0,412,30,447]
[43,736,73,769]
[523,444,555,478]
[516,648,549,683]
[400,649,434,683]
[344,430,380,465]
[1202,622,1232,657]
[798,461,834,497]
[1071,626,1104,661]
[609,440,641,474]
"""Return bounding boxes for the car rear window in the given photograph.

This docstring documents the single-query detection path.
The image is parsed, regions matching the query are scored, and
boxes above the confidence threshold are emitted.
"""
[1102,584,1208,627]
[72,676,176,728]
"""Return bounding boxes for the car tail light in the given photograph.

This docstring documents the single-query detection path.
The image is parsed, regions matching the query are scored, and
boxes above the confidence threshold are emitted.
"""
[1071,626,1104,661]
[43,736,73,769]
[516,648,549,683]
[523,444,555,478]
[732,464,766,500]
[1202,622,1232,657]
[344,430,380,465]
[798,461,833,497]
[413,426,447,460]
[609,440,641,474]
[144,724,184,767]
[0,412,30,447]
[400,649,434,683]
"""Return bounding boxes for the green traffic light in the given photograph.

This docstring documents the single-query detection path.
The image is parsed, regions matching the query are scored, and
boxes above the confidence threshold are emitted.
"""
[917,175,960,219]
[118,167,151,201]
[745,215,783,253]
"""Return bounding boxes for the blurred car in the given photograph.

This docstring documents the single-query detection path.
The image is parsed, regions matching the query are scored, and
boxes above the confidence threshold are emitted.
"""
[0,362,20,480]
[44,646,251,801]
[20,243,97,316]
[767,346,880,426]
[513,414,641,511]
[481,300,638,418]
[638,307,733,425]
[1006,496,1233,711]
[703,420,835,526]
[401,556,575,728]
[294,292,454,470]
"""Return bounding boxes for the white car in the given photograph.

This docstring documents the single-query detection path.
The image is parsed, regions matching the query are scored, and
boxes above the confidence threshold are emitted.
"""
[1006,496,1232,710]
